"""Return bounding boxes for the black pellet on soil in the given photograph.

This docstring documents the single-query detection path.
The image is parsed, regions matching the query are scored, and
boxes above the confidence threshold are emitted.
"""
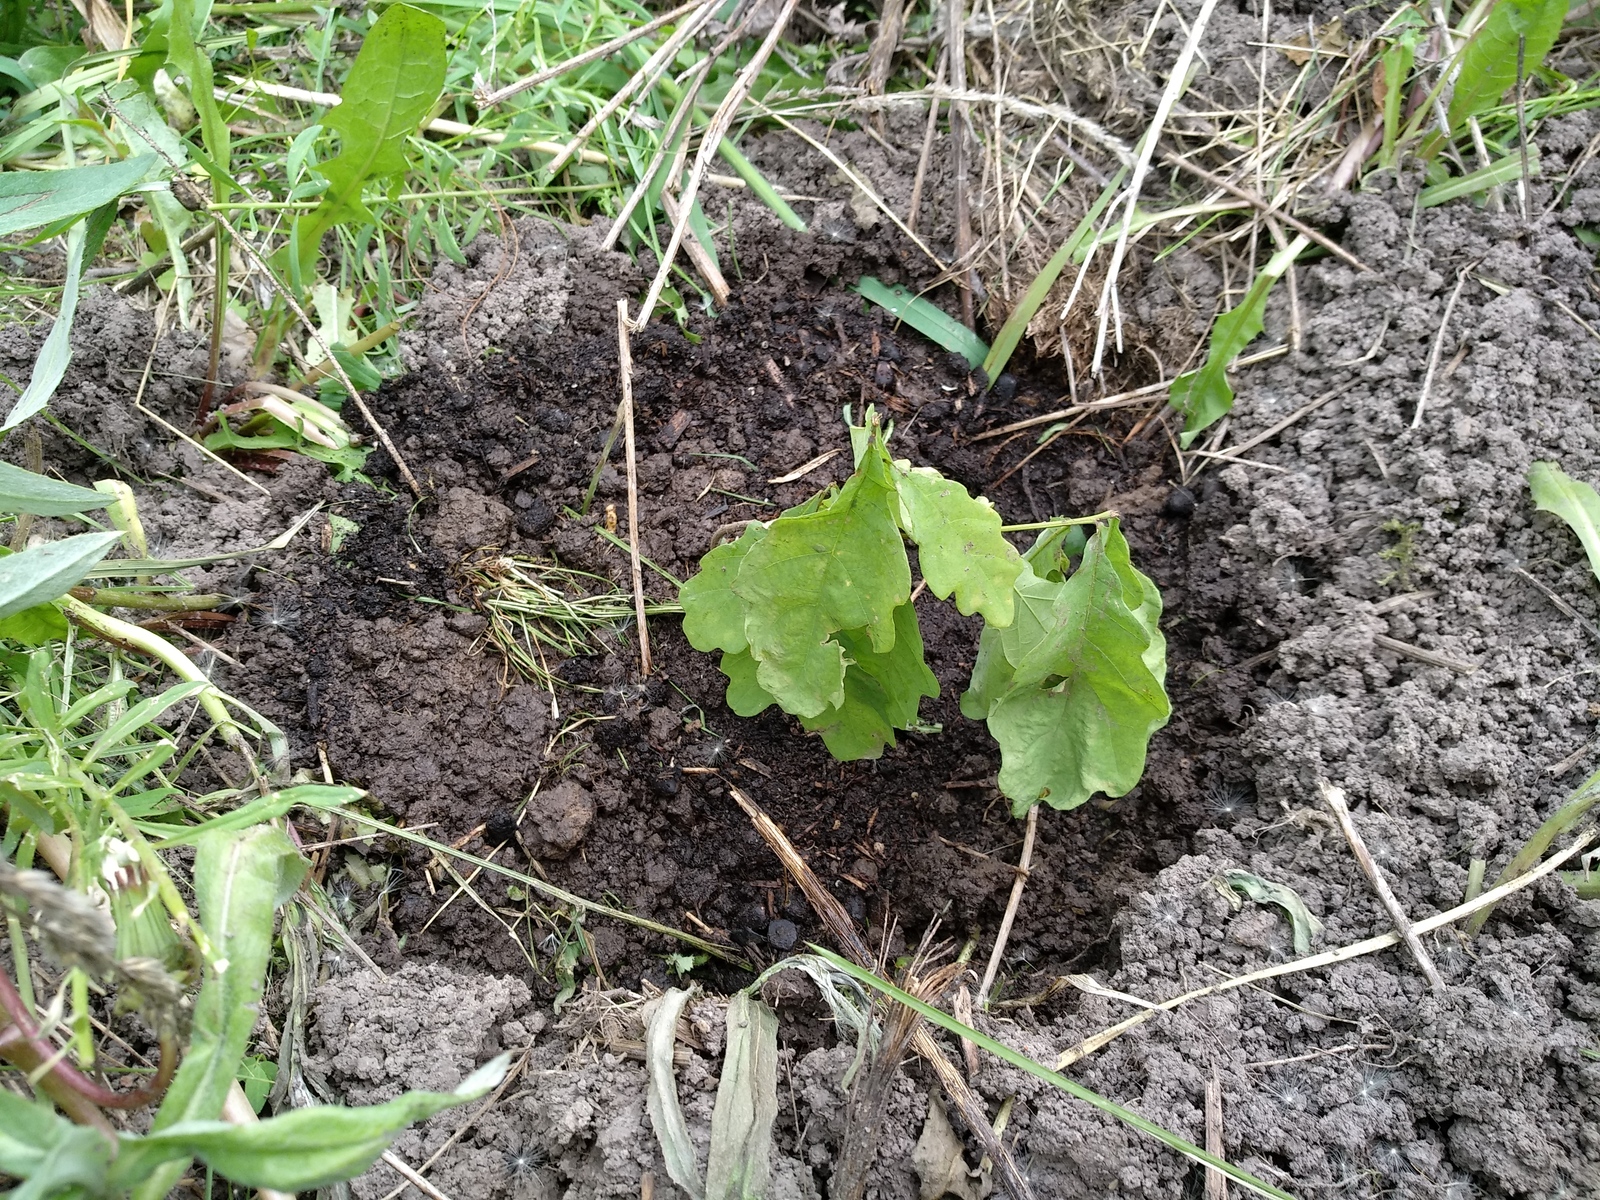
[1163,486,1196,518]
[483,810,519,848]
[766,919,798,950]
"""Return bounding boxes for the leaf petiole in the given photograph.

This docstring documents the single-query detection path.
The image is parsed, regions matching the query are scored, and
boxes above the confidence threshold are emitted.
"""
[999,510,1118,532]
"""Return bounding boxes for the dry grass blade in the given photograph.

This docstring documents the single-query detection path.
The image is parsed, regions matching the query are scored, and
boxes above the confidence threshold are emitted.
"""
[1056,828,1596,1069]
[726,786,1035,1200]
[617,300,653,676]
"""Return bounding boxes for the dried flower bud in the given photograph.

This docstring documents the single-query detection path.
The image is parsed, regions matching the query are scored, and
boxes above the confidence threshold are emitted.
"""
[0,859,116,977]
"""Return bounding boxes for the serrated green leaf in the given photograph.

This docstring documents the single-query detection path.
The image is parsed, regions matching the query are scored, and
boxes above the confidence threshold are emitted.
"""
[290,4,446,282]
[733,438,910,718]
[1529,461,1600,588]
[0,531,122,621]
[891,460,1020,624]
[681,524,768,654]
[1447,0,1565,134]
[963,520,1169,814]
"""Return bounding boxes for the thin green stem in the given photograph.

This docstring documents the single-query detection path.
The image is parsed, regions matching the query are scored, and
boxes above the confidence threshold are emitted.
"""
[1000,510,1118,532]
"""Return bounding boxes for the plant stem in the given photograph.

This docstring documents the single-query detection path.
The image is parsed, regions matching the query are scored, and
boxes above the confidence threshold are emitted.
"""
[1000,510,1118,531]
[59,595,245,749]
[69,587,230,612]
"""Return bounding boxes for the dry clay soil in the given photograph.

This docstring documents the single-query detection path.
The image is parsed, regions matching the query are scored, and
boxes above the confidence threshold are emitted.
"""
[7,21,1600,1200]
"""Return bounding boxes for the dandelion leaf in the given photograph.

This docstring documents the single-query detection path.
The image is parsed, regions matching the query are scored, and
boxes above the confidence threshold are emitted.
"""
[892,461,1021,625]
[732,439,910,718]
[962,520,1169,815]
[681,524,767,654]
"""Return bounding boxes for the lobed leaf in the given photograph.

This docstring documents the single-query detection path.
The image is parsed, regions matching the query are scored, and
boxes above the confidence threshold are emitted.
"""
[797,603,939,760]
[892,461,1020,625]
[732,440,909,717]
[962,521,1169,815]
[681,524,767,655]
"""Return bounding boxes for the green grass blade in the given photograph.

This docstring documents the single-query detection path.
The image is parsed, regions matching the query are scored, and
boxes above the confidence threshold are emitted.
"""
[980,168,1126,383]
[1465,767,1600,934]
[1418,149,1539,207]
[717,139,806,231]
[856,276,988,369]
[810,947,1299,1200]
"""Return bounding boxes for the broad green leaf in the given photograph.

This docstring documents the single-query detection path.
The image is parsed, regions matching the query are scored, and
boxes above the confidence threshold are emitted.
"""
[153,784,365,848]
[136,825,308,1200]
[1168,235,1307,448]
[0,602,70,644]
[0,531,123,621]
[113,1057,509,1191]
[733,438,909,718]
[797,604,939,760]
[645,988,704,1200]
[1529,461,1600,587]
[855,276,989,369]
[0,462,112,516]
[3,201,118,430]
[718,648,777,717]
[290,4,447,282]
[166,0,230,198]
[236,1054,278,1113]
[705,991,779,1200]
[1223,871,1323,954]
[962,521,1169,815]
[0,779,59,834]
[1447,0,1565,134]
[681,524,768,654]
[0,156,163,237]
[891,461,1020,624]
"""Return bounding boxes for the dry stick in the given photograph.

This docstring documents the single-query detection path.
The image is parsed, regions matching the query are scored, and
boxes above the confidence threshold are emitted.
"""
[907,48,948,234]
[727,785,1035,1200]
[1091,0,1223,374]
[977,805,1037,1008]
[1196,380,1355,467]
[1160,151,1372,274]
[1411,262,1477,431]
[1055,827,1596,1070]
[660,189,730,305]
[379,1150,455,1200]
[601,55,716,251]
[474,0,706,107]
[617,300,652,677]
[1205,1065,1227,1200]
[633,0,801,330]
[1318,781,1446,995]
[1371,633,1478,674]
[946,0,975,329]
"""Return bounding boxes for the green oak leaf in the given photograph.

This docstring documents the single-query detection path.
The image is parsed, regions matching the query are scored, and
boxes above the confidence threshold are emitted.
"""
[732,437,910,718]
[681,523,768,654]
[891,460,1020,625]
[962,519,1169,815]
[718,647,778,717]
[799,603,939,759]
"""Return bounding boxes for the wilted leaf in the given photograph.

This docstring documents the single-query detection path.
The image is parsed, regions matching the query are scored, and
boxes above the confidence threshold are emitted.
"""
[1223,870,1323,953]
[645,988,705,1200]
[706,991,779,1200]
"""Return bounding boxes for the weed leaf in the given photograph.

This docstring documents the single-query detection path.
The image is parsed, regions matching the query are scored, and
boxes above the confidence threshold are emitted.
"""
[0,462,110,516]
[0,156,162,237]
[1169,235,1306,448]
[0,1091,111,1194]
[1447,0,1565,134]
[733,437,909,717]
[892,461,1020,624]
[718,648,777,717]
[1224,870,1323,953]
[855,276,989,369]
[962,520,1169,814]
[291,3,446,282]
[1529,461,1600,587]
[645,987,705,1200]
[3,201,118,430]
[112,1057,509,1191]
[0,530,123,622]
